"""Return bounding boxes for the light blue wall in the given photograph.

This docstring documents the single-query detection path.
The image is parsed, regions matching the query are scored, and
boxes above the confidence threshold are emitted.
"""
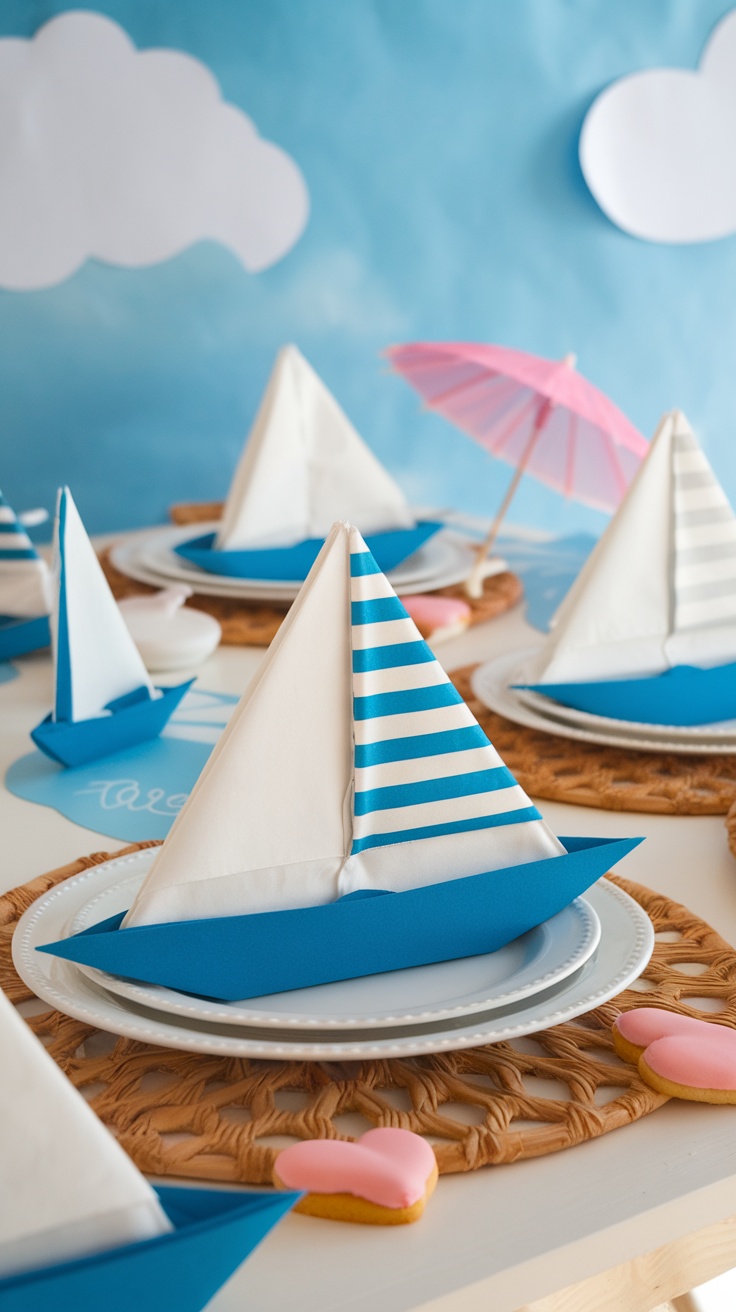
[2,0,735,536]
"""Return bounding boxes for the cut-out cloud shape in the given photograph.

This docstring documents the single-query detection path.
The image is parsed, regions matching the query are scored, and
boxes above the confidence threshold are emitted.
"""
[0,10,309,289]
[580,9,736,243]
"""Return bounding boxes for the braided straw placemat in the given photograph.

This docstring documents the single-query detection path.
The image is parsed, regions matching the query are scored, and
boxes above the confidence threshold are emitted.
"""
[101,518,522,647]
[452,666,736,816]
[726,801,736,858]
[6,844,736,1184]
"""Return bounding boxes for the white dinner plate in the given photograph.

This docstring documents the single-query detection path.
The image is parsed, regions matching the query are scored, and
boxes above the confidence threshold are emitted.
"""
[61,850,601,1029]
[514,683,736,742]
[12,859,653,1060]
[472,650,736,755]
[110,522,479,601]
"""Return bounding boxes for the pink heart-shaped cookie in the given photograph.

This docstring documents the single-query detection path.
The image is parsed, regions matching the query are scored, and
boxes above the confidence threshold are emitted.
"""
[275,1127,437,1209]
[613,1007,736,1104]
[641,1033,736,1100]
[613,1007,725,1062]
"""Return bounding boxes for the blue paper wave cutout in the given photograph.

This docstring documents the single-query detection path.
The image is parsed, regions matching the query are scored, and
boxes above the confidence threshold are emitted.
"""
[6,689,238,841]
[495,532,596,632]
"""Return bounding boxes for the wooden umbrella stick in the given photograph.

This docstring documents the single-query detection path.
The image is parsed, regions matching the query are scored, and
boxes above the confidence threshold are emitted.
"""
[464,405,549,599]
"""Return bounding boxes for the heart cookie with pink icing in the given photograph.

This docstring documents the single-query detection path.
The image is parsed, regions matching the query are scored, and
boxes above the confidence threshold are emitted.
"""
[273,1127,438,1225]
[613,1007,736,1104]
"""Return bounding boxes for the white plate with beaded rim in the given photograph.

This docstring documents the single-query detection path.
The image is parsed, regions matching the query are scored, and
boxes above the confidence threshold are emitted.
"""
[472,650,736,756]
[110,523,479,600]
[47,849,601,1030]
[514,681,736,742]
[12,867,652,1060]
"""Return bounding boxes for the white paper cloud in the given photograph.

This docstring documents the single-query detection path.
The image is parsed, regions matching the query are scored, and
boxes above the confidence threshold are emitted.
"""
[580,10,736,243]
[0,10,309,289]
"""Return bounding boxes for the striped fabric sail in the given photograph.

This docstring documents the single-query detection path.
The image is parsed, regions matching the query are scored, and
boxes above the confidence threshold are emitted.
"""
[348,527,559,869]
[0,491,50,619]
[672,418,736,634]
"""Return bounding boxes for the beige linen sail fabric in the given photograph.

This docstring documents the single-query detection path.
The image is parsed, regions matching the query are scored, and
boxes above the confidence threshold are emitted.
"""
[0,988,171,1278]
[216,344,414,549]
[124,523,562,928]
[524,410,736,685]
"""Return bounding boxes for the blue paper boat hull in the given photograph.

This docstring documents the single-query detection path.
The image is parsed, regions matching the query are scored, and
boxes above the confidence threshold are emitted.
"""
[0,614,50,661]
[0,1184,298,1312]
[30,680,193,768]
[520,661,736,728]
[174,521,443,581]
[39,835,641,1000]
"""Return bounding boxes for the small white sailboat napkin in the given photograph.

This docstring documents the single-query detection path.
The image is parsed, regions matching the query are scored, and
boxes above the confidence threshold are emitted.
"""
[216,345,415,550]
[0,989,171,1278]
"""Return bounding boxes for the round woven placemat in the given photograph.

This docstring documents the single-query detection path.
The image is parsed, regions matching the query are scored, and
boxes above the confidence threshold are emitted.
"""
[452,666,736,816]
[726,801,736,858]
[5,844,736,1184]
[100,516,523,647]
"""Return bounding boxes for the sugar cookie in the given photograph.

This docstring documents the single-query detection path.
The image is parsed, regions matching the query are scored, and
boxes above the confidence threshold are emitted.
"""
[614,1007,736,1104]
[273,1128,438,1225]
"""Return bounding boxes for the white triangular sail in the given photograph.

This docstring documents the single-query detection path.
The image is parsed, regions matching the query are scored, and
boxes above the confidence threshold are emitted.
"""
[0,988,170,1279]
[52,488,155,723]
[0,491,51,619]
[125,523,562,927]
[216,344,414,550]
[525,410,736,685]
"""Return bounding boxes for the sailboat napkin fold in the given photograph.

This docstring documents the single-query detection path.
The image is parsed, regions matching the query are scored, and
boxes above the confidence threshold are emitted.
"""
[124,522,563,930]
[522,410,736,687]
[216,344,415,550]
[0,989,171,1278]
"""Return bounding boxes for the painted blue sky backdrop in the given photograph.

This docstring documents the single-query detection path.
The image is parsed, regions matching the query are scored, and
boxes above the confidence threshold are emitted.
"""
[3,0,736,537]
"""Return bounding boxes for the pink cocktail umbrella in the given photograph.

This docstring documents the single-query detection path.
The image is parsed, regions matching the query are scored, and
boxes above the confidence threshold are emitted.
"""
[386,342,647,596]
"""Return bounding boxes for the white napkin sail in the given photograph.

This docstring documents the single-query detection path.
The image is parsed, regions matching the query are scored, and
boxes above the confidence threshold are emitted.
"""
[216,345,415,550]
[0,988,170,1278]
[52,487,155,723]
[0,490,51,619]
[124,522,562,928]
[524,410,736,685]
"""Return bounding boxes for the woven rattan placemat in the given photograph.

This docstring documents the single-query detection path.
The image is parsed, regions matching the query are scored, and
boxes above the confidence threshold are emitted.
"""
[101,516,522,647]
[452,666,736,816]
[6,843,736,1184]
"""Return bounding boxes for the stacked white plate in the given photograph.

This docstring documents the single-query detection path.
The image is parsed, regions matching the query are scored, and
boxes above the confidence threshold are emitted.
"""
[13,848,654,1060]
[110,518,485,602]
[472,649,736,756]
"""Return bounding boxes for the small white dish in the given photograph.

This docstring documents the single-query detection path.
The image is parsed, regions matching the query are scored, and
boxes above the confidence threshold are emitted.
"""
[119,588,221,672]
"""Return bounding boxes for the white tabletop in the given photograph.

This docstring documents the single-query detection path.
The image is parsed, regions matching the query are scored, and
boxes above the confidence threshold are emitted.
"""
[3,596,736,1312]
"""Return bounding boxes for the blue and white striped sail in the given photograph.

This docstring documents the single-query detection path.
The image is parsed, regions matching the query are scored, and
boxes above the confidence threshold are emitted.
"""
[526,410,736,685]
[0,490,51,620]
[52,488,154,723]
[124,522,563,929]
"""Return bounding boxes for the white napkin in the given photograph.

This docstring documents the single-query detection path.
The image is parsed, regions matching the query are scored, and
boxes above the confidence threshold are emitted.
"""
[0,989,171,1278]
[125,523,561,928]
[52,487,155,722]
[524,410,736,685]
[216,344,415,550]
[0,493,52,619]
